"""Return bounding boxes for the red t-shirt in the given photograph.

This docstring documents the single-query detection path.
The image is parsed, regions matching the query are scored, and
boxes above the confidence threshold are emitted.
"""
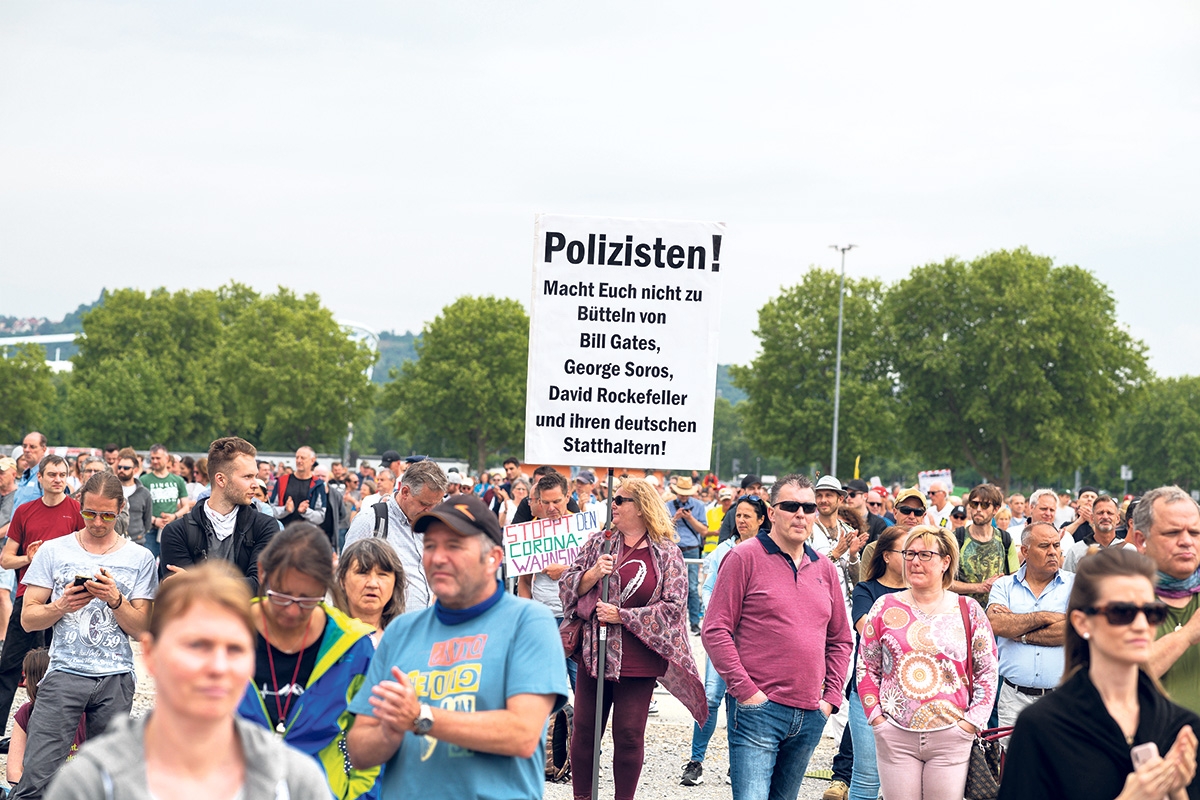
[617,546,668,678]
[8,496,84,598]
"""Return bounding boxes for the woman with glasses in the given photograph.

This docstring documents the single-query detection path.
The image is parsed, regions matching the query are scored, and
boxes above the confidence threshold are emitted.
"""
[857,525,998,800]
[999,548,1199,800]
[238,522,380,800]
[561,478,707,800]
[680,495,771,785]
[47,563,329,800]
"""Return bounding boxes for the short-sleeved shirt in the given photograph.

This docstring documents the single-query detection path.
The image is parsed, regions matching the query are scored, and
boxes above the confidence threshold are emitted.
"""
[1158,594,1200,714]
[7,496,84,598]
[956,533,1011,606]
[15,701,86,753]
[988,566,1074,689]
[348,591,568,800]
[666,497,706,549]
[139,472,188,518]
[847,579,904,694]
[22,534,158,676]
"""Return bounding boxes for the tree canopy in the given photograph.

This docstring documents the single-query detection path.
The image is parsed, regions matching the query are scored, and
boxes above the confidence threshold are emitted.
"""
[1115,377,1200,493]
[0,344,55,443]
[884,247,1148,489]
[67,284,375,451]
[731,268,895,475]
[383,296,528,471]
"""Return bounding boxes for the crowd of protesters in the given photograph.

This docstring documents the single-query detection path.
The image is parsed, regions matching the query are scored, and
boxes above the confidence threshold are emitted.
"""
[1,431,1199,800]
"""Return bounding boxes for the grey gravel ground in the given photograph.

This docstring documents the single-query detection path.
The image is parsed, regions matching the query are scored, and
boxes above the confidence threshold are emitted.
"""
[0,639,839,799]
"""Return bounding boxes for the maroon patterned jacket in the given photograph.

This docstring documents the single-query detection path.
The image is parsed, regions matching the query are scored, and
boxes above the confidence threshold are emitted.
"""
[560,530,708,724]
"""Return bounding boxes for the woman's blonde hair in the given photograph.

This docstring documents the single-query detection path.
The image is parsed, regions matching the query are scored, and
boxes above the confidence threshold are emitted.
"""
[618,478,675,543]
[904,525,959,590]
[148,561,255,641]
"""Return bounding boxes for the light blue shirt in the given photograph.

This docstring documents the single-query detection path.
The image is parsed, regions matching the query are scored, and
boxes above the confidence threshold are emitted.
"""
[11,465,42,510]
[988,565,1074,689]
[666,496,706,549]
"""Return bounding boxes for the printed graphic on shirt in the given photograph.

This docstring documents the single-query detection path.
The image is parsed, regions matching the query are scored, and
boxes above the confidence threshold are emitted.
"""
[409,634,489,760]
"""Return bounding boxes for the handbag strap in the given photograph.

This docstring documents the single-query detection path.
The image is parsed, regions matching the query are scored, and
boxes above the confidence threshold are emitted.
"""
[958,595,974,695]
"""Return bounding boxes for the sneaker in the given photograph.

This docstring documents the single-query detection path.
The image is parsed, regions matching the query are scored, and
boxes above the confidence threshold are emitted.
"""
[681,760,704,786]
[648,700,659,715]
[690,623,701,635]
[725,766,732,785]
[822,780,849,800]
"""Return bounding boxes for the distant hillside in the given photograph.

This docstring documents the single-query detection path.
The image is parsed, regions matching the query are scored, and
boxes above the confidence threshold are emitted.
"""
[374,330,420,383]
[716,363,747,404]
[0,292,103,360]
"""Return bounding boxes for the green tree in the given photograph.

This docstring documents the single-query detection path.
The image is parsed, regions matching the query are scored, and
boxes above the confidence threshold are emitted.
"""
[383,296,528,471]
[1114,377,1200,492]
[884,247,1149,491]
[66,284,375,452]
[215,285,376,451]
[0,344,55,442]
[730,268,896,475]
[67,288,226,449]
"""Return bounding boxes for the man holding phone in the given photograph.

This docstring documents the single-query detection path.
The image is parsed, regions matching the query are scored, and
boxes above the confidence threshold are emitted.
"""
[9,472,157,800]
[0,455,84,730]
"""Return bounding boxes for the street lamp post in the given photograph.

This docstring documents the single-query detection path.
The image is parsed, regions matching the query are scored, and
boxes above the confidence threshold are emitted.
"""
[829,244,856,478]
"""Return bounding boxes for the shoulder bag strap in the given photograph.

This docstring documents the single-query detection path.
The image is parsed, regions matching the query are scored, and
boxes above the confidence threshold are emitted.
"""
[958,595,974,695]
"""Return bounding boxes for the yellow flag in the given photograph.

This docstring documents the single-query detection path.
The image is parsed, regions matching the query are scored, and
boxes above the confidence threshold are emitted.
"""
[854,456,861,480]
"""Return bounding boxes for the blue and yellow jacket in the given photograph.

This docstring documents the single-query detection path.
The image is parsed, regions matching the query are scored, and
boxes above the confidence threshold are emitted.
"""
[239,601,380,800]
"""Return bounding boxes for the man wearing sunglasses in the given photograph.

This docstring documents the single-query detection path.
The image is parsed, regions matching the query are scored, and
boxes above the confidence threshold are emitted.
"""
[985,521,1073,740]
[950,484,1016,607]
[858,487,927,579]
[1133,486,1200,713]
[844,479,888,543]
[114,449,153,546]
[0,455,84,731]
[703,473,852,800]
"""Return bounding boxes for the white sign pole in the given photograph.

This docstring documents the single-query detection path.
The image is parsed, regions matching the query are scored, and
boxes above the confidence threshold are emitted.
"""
[525,213,724,470]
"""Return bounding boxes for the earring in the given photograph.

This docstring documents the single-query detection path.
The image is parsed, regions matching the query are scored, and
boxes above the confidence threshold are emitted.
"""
[1082,633,1090,640]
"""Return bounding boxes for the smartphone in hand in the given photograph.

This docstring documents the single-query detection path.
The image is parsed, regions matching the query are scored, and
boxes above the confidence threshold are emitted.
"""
[1131,741,1160,770]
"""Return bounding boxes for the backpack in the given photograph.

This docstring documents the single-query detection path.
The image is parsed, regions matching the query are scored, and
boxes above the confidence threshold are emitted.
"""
[954,526,1013,575]
[372,501,389,539]
[544,703,573,783]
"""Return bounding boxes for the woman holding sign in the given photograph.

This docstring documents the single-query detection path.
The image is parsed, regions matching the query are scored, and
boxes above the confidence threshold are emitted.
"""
[561,477,707,800]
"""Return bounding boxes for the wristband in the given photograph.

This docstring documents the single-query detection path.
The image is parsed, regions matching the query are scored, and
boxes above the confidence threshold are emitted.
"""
[109,594,123,610]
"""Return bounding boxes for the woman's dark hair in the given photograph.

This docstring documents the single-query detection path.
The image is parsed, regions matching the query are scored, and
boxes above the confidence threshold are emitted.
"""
[734,495,770,534]
[258,522,346,613]
[838,507,865,536]
[1063,547,1164,691]
[337,539,407,630]
[863,526,907,583]
[22,648,50,705]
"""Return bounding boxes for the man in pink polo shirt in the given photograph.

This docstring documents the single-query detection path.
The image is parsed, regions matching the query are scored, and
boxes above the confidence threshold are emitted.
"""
[702,473,853,800]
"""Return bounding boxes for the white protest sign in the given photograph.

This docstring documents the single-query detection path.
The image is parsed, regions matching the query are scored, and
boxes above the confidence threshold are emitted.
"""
[917,469,954,493]
[525,213,724,469]
[504,509,603,577]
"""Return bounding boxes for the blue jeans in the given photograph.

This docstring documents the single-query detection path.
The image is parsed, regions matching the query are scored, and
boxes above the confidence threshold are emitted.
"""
[144,530,160,559]
[728,698,825,800]
[681,545,701,627]
[690,657,729,761]
[846,689,880,800]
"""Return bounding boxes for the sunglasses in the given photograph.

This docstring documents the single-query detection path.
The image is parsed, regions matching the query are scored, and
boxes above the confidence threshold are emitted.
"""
[952,514,967,520]
[901,549,943,562]
[866,500,884,508]
[1084,602,1168,626]
[775,501,818,515]
[265,590,324,610]
[846,491,862,499]
[967,501,994,510]
[896,506,926,516]
[612,496,635,506]
[80,509,119,522]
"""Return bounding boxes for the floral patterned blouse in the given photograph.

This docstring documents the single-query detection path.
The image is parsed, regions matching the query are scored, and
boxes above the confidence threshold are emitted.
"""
[856,591,998,731]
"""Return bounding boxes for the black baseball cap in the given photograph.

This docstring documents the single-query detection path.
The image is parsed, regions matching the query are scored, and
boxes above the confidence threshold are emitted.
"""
[380,450,402,468]
[741,474,762,489]
[413,495,503,546]
[846,479,870,494]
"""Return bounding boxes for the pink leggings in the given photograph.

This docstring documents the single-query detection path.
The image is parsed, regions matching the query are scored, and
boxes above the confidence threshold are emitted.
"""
[872,720,975,800]
[570,667,658,800]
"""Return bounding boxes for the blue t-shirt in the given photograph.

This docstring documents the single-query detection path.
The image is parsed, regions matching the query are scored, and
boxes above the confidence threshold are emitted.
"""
[666,496,706,548]
[348,592,568,800]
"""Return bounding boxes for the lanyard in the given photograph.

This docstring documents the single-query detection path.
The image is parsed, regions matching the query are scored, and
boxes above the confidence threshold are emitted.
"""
[262,614,313,736]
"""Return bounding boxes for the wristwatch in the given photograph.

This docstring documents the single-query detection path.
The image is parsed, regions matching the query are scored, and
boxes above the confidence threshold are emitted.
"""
[413,703,434,735]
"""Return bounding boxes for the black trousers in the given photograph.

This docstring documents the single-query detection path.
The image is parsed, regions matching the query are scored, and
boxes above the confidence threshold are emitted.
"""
[0,595,50,731]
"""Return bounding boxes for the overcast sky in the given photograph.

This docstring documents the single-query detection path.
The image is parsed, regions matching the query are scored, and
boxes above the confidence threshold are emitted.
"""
[3,1,1198,375]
